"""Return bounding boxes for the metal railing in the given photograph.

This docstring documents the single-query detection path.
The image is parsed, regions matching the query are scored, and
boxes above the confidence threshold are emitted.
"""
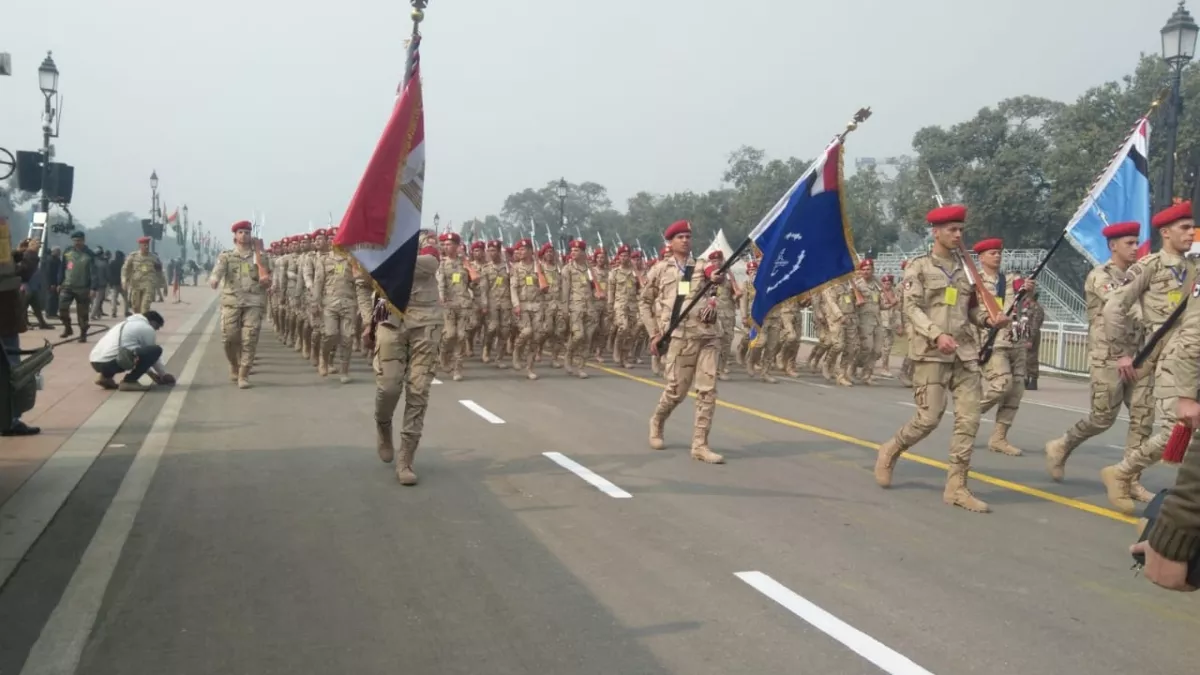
[791,309,1090,375]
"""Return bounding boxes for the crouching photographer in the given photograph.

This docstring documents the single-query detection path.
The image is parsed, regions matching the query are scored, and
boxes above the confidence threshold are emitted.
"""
[88,310,176,392]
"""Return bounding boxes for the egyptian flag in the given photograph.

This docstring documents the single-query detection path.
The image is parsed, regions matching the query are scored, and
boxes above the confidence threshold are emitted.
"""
[333,46,425,314]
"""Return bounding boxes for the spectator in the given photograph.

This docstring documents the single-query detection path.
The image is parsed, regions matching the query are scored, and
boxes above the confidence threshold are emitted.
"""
[1,232,42,436]
[88,310,176,392]
[42,247,61,317]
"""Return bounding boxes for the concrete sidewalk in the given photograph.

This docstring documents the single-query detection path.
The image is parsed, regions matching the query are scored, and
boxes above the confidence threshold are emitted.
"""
[0,296,215,508]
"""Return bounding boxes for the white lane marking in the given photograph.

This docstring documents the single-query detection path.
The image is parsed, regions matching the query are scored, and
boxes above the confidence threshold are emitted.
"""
[790,377,832,389]
[896,401,993,424]
[736,571,936,675]
[459,400,504,424]
[1023,398,1129,422]
[432,378,442,385]
[0,299,215,590]
[20,311,219,675]
[542,452,633,499]
[106,444,126,448]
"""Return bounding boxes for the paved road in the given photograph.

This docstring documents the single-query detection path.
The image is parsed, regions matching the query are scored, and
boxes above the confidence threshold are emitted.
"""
[3,313,1198,674]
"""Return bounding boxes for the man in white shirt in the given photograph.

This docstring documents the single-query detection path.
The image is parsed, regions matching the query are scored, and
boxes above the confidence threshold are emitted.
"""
[89,310,176,392]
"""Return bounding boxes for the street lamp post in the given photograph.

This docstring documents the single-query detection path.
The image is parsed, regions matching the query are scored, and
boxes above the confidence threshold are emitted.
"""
[37,52,59,239]
[1160,0,1199,209]
[179,204,190,266]
[150,170,160,254]
[433,212,440,234]
[556,178,568,252]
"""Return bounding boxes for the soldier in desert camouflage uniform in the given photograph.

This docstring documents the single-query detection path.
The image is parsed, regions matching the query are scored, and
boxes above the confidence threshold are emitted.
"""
[122,236,165,314]
[642,220,724,464]
[1100,202,1198,513]
[538,244,568,368]
[209,220,270,388]
[853,259,884,383]
[1044,222,1153,494]
[436,232,474,381]
[877,273,900,375]
[972,238,1029,457]
[481,241,510,368]
[607,244,640,368]
[362,242,443,486]
[875,205,1009,513]
[314,227,358,382]
[706,250,739,380]
[562,239,596,378]
[509,238,546,379]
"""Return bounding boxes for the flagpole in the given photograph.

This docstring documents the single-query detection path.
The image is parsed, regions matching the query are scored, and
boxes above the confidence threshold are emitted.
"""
[654,108,872,354]
[404,1,426,88]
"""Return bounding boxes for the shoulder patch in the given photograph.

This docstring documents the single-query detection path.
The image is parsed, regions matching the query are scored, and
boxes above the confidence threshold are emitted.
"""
[903,280,913,290]
[1193,281,1200,298]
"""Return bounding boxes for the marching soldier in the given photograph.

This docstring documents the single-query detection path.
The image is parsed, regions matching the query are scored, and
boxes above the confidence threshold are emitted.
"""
[209,220,270,388]
[562,239,596,378]
[436,232,474,381]
[854,259,884,383]
[874,205,1009,513]
[1044,221,1153,490]
[362,242,443,485]
[314,229,358,382]
[509,238,546,379]
[538,244,568,367]
[878,274,900,375]
[1100,201,1198,513]
[709,250,738,380]
[1023,292,1045,390]
[973,238,1028,456]
[121,236,164,315]
[608,244,640,368]
[896,259,915,387]
[481,241,510,367]
[641,220,724,464]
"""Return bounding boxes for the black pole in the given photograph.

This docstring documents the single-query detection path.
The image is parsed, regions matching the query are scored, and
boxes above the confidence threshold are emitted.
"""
[38,93,52,242]
[655,236,754,353]
[1162,64,1185,211]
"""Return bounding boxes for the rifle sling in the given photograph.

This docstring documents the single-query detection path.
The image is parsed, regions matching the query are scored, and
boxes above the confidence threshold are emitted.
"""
[664,264,696,342]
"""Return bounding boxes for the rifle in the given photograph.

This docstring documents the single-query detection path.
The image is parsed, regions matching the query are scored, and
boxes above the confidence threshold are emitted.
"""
[529,218,549,290]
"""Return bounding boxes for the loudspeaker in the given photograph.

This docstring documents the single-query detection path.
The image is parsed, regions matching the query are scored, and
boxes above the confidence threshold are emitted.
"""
[45,163,74,203]
[15,151,42,192]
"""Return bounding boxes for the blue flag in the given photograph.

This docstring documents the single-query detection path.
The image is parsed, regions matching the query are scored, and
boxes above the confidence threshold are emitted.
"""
[748,139,858,328]
[1064,117,1152,265]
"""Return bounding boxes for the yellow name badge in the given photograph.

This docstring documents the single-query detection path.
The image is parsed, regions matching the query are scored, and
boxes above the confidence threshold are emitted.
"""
[494,277,504,287]
[678,280,691,296]
[1169,290,1183,305]
[525,276,534,286]
[451,272,462,284]
[335,263,345,275]
[241,262,251,276]
[943,287,958,305]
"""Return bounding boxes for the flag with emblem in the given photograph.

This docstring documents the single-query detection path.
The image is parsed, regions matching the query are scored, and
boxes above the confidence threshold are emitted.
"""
[1064,117,1152,264]
[333,36,425,314]
[747,137,859,328]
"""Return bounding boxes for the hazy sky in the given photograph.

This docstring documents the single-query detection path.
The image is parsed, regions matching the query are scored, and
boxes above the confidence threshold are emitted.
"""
[0,0,1182,243]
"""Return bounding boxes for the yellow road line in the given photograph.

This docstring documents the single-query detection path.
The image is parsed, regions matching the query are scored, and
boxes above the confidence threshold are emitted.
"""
[589,363,1139,525]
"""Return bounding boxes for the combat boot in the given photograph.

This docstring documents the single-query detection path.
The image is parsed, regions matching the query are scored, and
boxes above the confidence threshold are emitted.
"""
[376,421,395,463]
[237,366,252,389]
[339,358,352,384]
[1044,436,1071,482]
[1131,479,1155,503]
[224,343,240,382]
[690,411,725,464]
[988,423,1023,456]
[648,408,668,450]
[59,316,73,339]
[874,437,905,488]
[525,352,538,381]
[1100,462,1137,515]
[943,463,990,513]
[396,437,418,485]
[78,322,89,343]
[820,357,835,382]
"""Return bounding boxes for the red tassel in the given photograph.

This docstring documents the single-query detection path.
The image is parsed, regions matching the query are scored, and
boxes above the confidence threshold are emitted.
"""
[1163,422,1193,464]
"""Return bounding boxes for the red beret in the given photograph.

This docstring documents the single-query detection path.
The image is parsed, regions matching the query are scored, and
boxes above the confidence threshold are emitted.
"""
[1101,221,1141,239]
[327,228,338,238]
[504,246,514,253]
[469,241,485,250]
[972,238,1003,254]
[137,236,151,244]
[438,232,461,244]
[664,220,691,240]
[858,258,874,269]
[927,204,967,226]
[301,233,313,241]
[231,220,253,233]
[617,244,630,255]
[314,228,328,237]
[707,250,724,261]
[703,263,721,279]
[630,250,643,259]
[569,239,587,251]
[1152,201,1193,228]
[593,246,605,256]
[515,238,532,249]
[539,242,555,254]
[419,246,440,259]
